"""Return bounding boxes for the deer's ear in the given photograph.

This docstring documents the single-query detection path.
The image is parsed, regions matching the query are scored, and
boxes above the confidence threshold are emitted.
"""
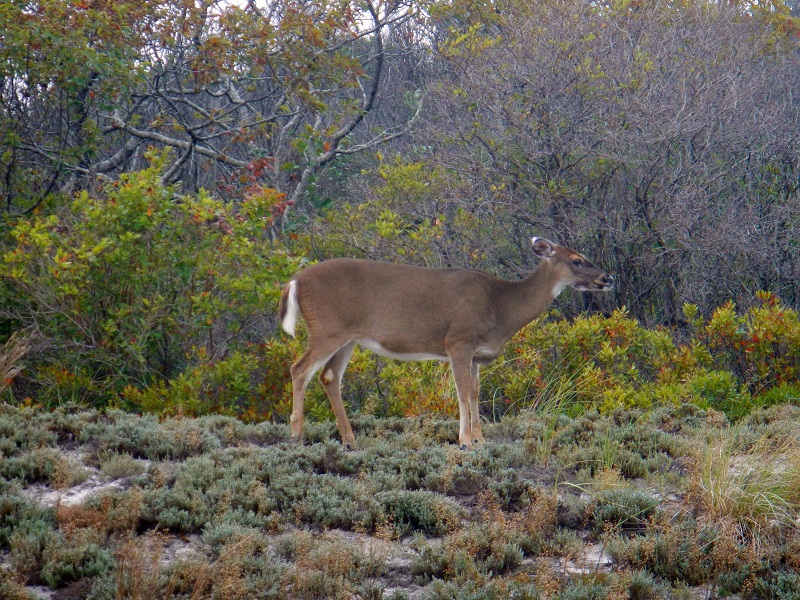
[531,237,557,258]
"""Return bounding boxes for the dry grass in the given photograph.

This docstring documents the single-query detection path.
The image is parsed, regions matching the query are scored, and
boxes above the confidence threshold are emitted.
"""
[689,425,800,548]
[0,328,33,392]
[114,533,168,600]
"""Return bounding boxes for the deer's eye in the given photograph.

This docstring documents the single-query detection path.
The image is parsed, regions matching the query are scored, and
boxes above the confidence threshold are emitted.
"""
[572,259,583,267]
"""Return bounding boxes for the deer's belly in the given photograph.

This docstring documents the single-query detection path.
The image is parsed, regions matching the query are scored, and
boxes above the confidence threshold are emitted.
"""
[356,338,449,363]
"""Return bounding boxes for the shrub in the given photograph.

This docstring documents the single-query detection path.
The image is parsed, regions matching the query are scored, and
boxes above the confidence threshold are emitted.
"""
[0,446,62,485]
[6,519,51,585]
[0,569,33,600]
[689,293,800,398]
[77,410,224,460]
[606,518,718,585]
[281,531,386,600]
[748,571,800,600]
[98,451,147,480]
[40,530,114,589]
[1,150,299,411]
[592,488,660,533]
[379,490,462,536]
[481,308,677,415]
[0,490,55,553]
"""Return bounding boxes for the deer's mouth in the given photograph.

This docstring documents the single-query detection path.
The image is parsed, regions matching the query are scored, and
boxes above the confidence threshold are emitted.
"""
[596,274,614,291]
[573,276,614,292]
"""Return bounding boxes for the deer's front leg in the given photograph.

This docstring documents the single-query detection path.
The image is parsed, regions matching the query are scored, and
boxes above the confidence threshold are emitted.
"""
[469,363,485,445]
[448,350,476,449]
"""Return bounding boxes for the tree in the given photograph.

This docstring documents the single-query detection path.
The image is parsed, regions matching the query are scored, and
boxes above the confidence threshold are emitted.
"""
[0,0,423,216]
[0,0,149,214]
[402,0,800,324]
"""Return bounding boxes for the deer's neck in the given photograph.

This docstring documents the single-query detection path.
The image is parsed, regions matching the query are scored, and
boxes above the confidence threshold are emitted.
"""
[498,262,563,337]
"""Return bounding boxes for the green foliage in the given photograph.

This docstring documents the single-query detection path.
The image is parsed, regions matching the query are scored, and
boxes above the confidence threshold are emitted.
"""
[306,157,450,264]
[0,0,147,211]
[40,530,114,588]
[606,517,719,585]
[691,292,800,398]
[591,488,660,533]
[379,490,462,536]
[469,308,678,420]
[0,489,55,551]
[1,152,299,411]
[307,297,800,423]
[0,569,34,600]
[0,404,799,596]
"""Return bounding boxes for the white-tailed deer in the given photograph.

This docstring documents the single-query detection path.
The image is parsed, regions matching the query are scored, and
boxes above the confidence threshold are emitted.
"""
[278,237,613,449]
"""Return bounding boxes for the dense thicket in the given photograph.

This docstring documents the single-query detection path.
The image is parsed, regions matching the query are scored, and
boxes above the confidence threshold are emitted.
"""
[3,0,798,322]
[417,0,800,323]
[2,0,800,408]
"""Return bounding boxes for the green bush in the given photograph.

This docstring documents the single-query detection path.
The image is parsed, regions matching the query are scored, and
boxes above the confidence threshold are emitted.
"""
[1,150,299,411]
[592,488,660,533]
[379,490,462,536]
[0,447,62,485]
[40,531,114,589]
[4,153,800,430]
[606,518,719,585]
[689,292,800,398]
[0,491,55,551]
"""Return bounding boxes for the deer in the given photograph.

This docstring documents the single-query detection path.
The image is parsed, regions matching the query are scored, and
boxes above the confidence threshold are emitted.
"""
[277,237,613,450]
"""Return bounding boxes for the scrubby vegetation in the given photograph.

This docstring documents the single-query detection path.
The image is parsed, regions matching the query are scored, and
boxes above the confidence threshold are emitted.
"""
[4,176,800,423]
[3,0,800,597]
[3,164,800,598]
[1,403,800,598]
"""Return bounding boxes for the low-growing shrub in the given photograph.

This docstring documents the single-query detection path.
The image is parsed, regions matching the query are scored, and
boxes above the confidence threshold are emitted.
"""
[280,530,387,599]
[607,517,728,586]
[379,490,462,536]
[0,491,54,550]
[591,488,660,533]
[748,571,800,600]
[422,578,543,600]
[98,452,147,480]
[78,410,225,460]
[6,519,51,585]
[0,446,62,485]
[0,569,33,600]
[40,530,114,589]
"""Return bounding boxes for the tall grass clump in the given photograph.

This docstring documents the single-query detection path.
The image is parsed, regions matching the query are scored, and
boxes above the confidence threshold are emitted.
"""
[689,426,800,547]
[0,328,33,395]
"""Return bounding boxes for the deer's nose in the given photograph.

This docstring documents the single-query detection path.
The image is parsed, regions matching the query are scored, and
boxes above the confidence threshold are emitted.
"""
[599,274,614,287]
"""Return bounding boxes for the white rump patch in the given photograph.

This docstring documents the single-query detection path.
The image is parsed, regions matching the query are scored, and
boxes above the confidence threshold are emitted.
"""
[282,280,299,337]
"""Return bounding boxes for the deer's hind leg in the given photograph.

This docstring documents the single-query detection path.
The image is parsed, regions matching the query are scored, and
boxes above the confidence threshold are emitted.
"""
[289,337,349,443]
[318,341,357,449]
